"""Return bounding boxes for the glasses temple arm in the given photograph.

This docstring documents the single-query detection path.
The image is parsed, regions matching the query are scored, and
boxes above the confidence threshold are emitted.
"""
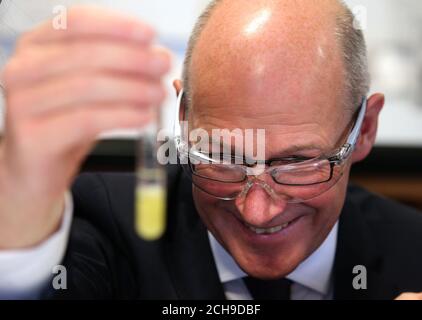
[174,89,185,142]
[346,97,368,148]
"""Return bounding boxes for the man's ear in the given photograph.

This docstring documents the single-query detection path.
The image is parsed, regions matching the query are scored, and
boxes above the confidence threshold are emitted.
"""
[351,93,385,163]
[172,79,186,121]
[173,79,183,96]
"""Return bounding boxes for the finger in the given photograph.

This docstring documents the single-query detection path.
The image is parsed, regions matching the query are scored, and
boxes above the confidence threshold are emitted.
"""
[3,103,153,195]
[7,73,166,118]
[6,102,154,158]
[16,6,155,48]
[395,292,422,300]
[3,42,171,87]
[38,103,154,147]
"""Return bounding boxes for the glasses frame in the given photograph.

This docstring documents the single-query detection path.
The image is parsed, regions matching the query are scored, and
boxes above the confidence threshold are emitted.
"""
[174,89,367,199]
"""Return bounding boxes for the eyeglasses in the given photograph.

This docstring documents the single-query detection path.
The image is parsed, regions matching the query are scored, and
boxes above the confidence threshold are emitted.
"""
[174,90,367,203]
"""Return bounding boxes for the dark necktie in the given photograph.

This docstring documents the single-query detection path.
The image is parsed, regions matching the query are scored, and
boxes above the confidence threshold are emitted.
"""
[243,277,292,300]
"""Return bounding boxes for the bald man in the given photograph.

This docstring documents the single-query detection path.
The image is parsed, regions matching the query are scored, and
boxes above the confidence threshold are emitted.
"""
[1,1,422,300]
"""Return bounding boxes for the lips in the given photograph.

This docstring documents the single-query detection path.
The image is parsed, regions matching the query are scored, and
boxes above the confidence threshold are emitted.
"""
[232,208,308,238]
[244,222,290,235]
[222,202,312,239]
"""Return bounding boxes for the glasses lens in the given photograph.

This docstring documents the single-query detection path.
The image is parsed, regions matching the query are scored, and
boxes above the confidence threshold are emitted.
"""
[271,159,332,185]
[181,152,346,202]
[270,162,344,202]
[191,174,245,200]
[191,163,246,183]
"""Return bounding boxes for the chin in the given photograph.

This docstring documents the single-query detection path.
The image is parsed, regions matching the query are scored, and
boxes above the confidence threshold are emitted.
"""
[239,263,296,280]
[229,240,308,279]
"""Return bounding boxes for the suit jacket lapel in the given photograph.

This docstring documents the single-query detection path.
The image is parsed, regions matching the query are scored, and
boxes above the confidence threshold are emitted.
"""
[164,170,226,300]
[333,187,399,300]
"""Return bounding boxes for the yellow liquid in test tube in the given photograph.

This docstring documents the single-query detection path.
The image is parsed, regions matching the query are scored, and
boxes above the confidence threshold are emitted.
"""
[135,103,166,241]
[136,184,167,241]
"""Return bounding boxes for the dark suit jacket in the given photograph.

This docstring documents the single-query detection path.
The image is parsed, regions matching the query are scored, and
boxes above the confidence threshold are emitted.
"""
[54,165,422,300]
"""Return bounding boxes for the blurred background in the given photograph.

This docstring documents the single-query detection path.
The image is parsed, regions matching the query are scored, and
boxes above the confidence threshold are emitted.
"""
[0,0,421,209]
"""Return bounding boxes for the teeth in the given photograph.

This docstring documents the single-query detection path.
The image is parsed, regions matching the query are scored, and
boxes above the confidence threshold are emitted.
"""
[247,223,289,235]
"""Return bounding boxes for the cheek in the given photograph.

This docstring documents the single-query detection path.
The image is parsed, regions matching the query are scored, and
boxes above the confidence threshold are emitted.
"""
[192,186,246,251]
[192,187,227,234]
[306,168,350,236]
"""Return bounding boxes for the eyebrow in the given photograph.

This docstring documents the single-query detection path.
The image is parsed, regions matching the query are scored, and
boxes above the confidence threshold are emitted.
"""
[206,141,324,160]
[275,144,324,156]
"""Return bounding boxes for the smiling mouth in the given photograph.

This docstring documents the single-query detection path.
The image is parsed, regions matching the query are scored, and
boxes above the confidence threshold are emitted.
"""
[243,221,291,235]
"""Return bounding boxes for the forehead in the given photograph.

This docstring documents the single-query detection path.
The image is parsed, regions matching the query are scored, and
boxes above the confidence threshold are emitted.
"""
[188,44,348,156]
[187,1,348,154]
[186,63,349,158]
[188,98,347,159]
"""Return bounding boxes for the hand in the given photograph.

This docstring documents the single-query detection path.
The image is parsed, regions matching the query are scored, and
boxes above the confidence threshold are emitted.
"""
[395,292,422,300]
[0,6,171,249]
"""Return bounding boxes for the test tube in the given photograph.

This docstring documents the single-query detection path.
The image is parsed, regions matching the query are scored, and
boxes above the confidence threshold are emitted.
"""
[135,107,167,241]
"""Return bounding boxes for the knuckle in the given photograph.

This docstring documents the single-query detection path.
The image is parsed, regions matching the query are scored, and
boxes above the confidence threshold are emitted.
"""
[66,6,98,33]
[37,44,61,61]
[15,32,33,52]
[2,50,41,86]
[66,7,85,29]
[1,57,21,86]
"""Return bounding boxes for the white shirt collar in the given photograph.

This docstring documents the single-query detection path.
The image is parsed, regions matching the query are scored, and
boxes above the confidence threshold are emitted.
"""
[208,222,338,296]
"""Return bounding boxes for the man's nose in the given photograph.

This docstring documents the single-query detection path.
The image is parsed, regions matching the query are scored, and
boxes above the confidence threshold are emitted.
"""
[234,182,288,226]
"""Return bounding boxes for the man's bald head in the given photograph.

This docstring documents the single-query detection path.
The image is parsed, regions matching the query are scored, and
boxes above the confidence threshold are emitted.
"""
[182,0,369,113]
